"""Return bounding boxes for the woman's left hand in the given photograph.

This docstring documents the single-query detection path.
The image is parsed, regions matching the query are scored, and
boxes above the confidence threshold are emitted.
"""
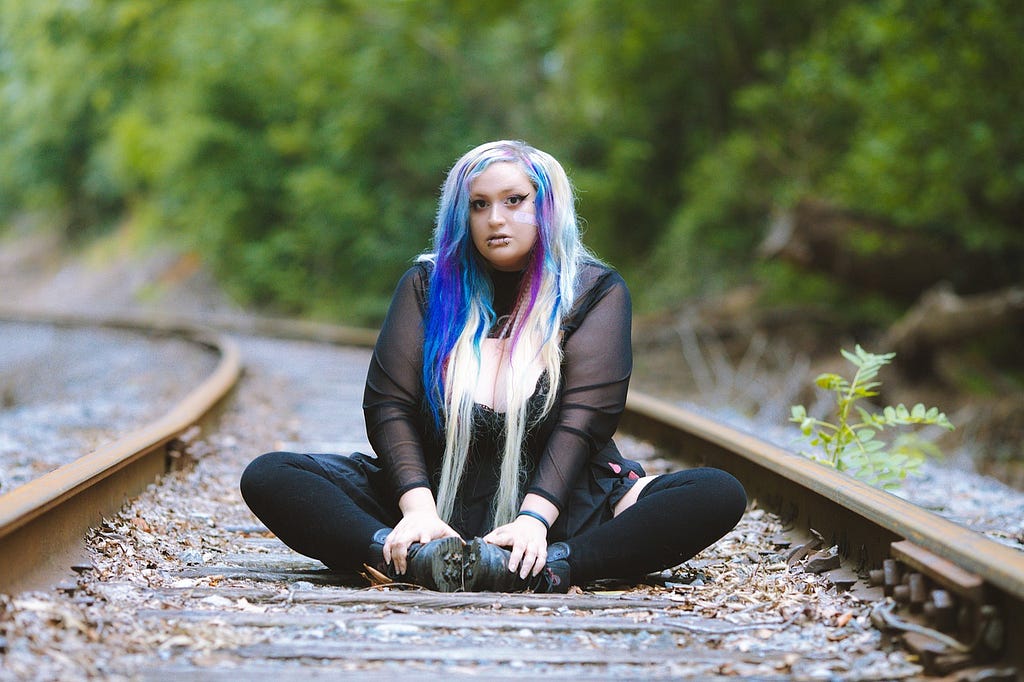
[482,516,548,579]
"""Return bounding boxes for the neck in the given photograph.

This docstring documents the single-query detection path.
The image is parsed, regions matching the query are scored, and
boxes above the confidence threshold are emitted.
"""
[488,267,525,319]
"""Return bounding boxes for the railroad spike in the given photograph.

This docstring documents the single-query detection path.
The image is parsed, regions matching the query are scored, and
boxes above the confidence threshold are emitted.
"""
[930,589,957,632]
[883,559,900,596]
[893,584,911,603]
[908,573,927,612]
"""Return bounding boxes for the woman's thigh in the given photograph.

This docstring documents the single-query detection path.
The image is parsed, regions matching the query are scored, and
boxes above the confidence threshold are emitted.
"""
[612,474,660,516]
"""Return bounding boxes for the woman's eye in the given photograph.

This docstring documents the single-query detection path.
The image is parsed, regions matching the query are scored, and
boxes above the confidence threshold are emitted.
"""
[470,199,488,211]
[504,193,529,207]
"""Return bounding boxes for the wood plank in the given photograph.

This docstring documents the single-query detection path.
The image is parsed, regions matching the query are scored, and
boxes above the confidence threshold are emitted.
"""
[137,660,723,682]
[230,642,753,666]
[172,565,361,586]
[135,585,692,612]
[890,540,986,603]
[135,608,763,636]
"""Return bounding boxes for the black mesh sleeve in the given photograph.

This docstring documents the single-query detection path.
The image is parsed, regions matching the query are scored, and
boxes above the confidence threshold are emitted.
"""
[525,271,632,510]
[362,265,434,497]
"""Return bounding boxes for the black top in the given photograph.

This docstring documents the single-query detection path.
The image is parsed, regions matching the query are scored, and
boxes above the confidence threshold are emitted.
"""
[362,260,634,525]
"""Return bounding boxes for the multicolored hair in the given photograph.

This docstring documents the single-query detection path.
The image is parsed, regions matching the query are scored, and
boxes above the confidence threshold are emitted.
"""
[419,140,594,528]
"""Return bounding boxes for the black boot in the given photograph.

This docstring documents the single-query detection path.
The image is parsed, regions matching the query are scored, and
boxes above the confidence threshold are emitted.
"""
[536,541,572,593]
[367,528,466,592]
[463,538,571,593]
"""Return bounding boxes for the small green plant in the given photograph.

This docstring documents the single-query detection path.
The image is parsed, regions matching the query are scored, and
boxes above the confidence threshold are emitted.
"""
[790,345,955,488]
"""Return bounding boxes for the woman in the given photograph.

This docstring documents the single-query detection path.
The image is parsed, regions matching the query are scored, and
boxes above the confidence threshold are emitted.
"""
[241,140,746,592]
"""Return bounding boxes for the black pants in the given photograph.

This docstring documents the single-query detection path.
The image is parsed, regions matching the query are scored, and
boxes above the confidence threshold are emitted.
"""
[240,451,746,582]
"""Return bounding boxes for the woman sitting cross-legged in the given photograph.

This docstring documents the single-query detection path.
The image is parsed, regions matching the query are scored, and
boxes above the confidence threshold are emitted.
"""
[240,140,746,592]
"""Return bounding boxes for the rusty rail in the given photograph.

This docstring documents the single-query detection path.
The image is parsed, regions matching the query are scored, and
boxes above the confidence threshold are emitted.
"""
[620,391,1024,673]
[0,314,241,594]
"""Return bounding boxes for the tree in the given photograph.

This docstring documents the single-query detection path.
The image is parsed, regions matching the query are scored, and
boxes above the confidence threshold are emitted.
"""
[646,0,1024,311]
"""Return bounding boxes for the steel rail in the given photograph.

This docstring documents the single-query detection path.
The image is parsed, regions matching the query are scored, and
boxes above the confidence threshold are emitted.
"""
[0,314,241,594]
[620,390,1024,671]
[622,391,1024,600]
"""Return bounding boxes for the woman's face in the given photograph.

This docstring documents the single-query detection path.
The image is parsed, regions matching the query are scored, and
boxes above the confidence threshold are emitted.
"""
[468,162,539,272]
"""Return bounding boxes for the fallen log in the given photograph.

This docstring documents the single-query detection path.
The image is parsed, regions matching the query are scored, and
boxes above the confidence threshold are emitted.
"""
[759,200,1018,301]
[881,283,1024,378]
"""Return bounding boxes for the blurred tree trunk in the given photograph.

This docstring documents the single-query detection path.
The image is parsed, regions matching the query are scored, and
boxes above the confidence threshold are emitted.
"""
[759,200,1018,302]
[881,284,1024,379]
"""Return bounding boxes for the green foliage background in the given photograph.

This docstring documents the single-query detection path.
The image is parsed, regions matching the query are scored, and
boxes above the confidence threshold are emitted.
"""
[2,0,1022,323]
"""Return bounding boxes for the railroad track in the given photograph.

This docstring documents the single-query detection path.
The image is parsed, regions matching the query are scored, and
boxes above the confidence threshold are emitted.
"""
[621,396,1024,678]
[0,312,1021,680]
[0,312,241,594]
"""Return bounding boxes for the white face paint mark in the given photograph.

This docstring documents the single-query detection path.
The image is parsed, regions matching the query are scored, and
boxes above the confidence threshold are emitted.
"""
[512,210,538,226]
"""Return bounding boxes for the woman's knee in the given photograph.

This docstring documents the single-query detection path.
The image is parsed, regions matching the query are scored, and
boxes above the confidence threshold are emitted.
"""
[640,467,747,520]
[240,451,302,501]
[713,468,747,524]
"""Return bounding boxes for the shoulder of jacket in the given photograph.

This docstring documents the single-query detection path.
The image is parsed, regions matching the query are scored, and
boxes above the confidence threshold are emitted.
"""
[394,259,434,310]
[398,259,433,286]
[577,260,627,295]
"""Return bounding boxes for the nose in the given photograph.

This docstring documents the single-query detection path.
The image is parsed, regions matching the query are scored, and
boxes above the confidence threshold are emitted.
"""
[488,203,506,226]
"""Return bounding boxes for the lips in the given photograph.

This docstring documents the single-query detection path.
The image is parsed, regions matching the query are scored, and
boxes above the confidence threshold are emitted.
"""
[486,234,511,246]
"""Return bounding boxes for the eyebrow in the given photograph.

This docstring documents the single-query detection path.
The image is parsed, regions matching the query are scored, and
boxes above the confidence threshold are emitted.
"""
[469,186,531,198]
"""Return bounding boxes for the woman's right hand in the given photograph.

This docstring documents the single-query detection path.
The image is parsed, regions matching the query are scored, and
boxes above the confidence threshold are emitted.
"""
[384,488,461,574]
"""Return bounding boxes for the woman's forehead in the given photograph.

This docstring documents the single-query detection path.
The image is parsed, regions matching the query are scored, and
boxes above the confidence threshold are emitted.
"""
[469,162,533,195]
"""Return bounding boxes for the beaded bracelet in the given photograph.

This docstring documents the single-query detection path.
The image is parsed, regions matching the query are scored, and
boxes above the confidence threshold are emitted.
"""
[517,510,550,530]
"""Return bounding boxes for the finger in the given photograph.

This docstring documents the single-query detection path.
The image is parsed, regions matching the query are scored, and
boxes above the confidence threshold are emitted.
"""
[531,550,547,576]
[482,527,511,545]
[519,548,539,579]
[519,540,547,578]
[393,541,408,574]
[508,543,525,574]
[383,527,402,565]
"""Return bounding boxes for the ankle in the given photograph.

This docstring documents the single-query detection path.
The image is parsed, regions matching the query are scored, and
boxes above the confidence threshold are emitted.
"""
[365,527,393,570]
[536,542,571,593]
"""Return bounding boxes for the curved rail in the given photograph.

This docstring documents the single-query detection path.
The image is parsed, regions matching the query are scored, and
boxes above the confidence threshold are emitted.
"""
[0,313,241,594]
[623,392,1024,600]
[620,391,1024,671]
